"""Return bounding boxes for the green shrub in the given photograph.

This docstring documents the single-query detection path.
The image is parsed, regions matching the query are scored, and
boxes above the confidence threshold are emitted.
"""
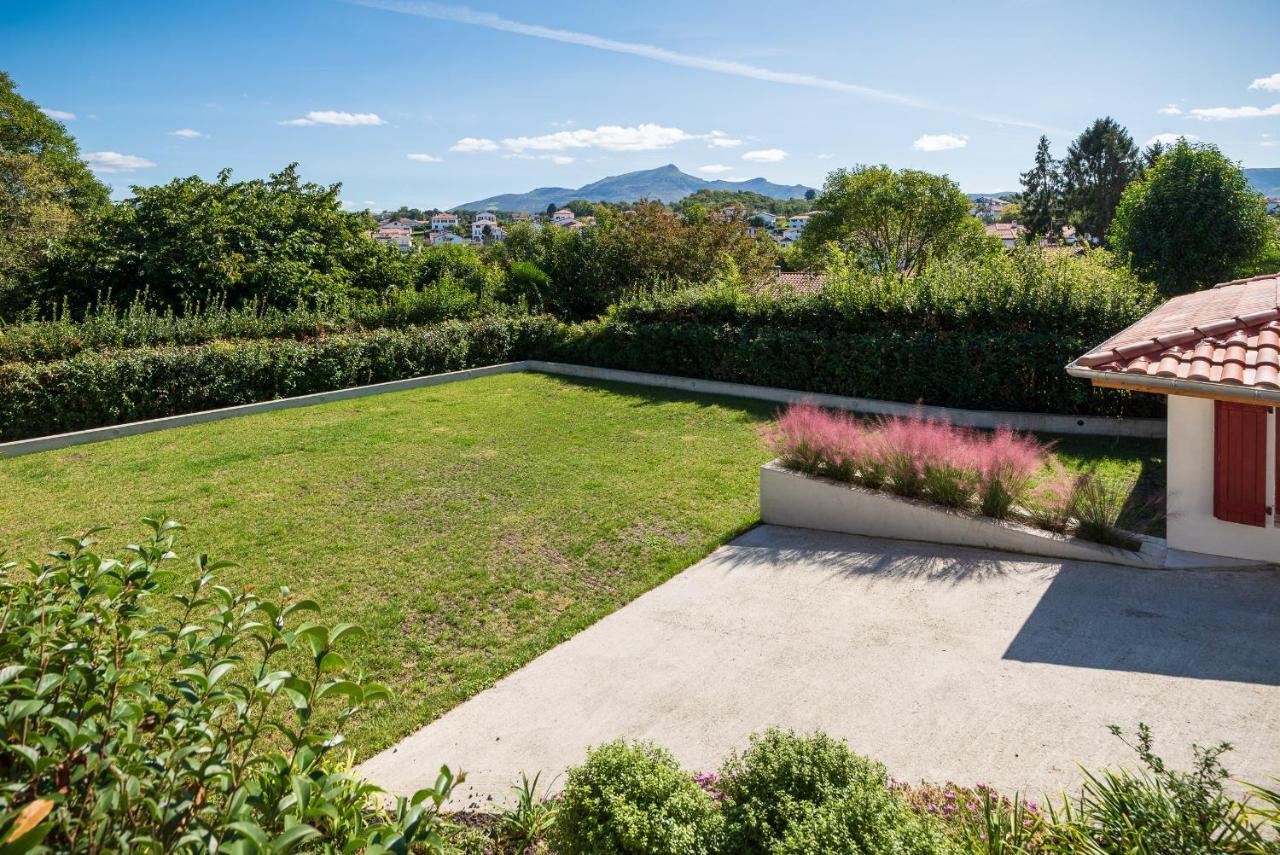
[0,316,558,440]
[550,740,723,855]
[0,517,458,853]
[774,793,956,855]
[719,728,905,854]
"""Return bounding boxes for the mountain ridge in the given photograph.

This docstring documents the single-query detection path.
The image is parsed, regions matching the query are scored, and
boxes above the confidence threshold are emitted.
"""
[454,164,815,211]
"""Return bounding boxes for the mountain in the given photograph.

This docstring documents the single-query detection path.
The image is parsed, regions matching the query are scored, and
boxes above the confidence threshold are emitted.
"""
[1245,168,1280,197]
[454,164,815,211]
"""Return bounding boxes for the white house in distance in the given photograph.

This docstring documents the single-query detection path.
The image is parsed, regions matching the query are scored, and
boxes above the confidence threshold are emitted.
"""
[1067,272,1280,563]
[428,231,465,245]
[431,212,459,232]
[470,211,506,241]
[750,211,777,226]
[552,208,575,225]
[372,222,413,252]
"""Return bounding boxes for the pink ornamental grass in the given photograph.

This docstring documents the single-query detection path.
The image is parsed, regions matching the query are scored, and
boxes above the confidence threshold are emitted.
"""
[974,426,1051,519]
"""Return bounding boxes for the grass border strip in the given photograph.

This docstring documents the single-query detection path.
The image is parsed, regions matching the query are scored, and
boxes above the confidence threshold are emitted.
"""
[0,360,1166,460]
[0,362,530,458]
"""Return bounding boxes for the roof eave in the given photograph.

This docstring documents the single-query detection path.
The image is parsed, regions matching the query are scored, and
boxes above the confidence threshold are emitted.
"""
[1066,364,1280,405]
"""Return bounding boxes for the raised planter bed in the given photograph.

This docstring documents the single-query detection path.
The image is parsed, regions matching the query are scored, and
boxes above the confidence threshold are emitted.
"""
[759,460,1161,568]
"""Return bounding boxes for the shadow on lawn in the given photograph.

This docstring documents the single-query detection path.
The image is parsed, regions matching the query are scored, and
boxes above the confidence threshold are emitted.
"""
[1003,561,1280,685]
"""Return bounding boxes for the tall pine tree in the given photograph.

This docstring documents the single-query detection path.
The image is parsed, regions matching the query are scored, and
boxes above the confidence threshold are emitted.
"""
[1019,135,1061,243]
[1062,117,1139,244]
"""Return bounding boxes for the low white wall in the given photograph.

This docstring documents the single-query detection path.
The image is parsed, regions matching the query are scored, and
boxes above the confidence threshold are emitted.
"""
[526,362,1164,438]
[759,462,1157,568]
[1166,395,1279,562]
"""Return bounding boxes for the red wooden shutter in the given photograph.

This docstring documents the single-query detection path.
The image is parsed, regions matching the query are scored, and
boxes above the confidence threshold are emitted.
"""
[1213,400,1269,526]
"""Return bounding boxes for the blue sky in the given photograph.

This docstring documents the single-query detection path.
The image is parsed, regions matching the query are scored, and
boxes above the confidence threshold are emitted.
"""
[4,0,1278,209]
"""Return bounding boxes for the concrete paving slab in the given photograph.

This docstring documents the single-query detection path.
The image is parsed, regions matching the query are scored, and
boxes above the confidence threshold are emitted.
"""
[360,525,1280,808]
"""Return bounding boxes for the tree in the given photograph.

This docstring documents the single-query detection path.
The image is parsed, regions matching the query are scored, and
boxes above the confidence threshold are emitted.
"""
[1110,140,1271,295]
[1062,117,1139,243]
[545,202,558,217]
[804,188,817,201]
[800,165,978,275]
[0,71,108,214]
[1141,140,1168,173]
[1019,135,1062,242]
[51,164,408,309]
[0,72,111,315]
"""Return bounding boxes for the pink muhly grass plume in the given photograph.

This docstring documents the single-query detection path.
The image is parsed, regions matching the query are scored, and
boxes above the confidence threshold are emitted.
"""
[874,413,965,498]
[765,402,869,482]
[974,426,1050,519]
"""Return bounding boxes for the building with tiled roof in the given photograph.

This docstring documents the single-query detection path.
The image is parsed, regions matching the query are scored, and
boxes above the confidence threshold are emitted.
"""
[430,212,460,231]
[1067,272,1280,562]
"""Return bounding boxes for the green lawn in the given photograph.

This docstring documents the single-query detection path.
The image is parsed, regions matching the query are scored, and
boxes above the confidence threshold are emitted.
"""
[0,372,1166,757]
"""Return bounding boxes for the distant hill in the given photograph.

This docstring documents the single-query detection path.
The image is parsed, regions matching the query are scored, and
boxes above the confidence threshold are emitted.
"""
[454,164,815,211]
[1245,168,1280,197]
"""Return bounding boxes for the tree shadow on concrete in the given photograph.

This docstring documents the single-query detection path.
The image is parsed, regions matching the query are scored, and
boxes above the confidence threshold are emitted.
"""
[1003,562,1280,685]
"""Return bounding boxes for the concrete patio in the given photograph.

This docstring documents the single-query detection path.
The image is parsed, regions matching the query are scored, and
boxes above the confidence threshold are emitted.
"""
[360,525,1280,808]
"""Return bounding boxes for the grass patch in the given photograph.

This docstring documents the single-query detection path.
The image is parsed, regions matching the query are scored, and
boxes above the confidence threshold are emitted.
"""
[0,373,775,757]
[0,374,1166,757]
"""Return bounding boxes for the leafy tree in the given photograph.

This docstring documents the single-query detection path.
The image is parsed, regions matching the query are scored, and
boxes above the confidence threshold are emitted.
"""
[0,72,110,315]
[800,165,978,275]
[804,188,817,201]
[504,260,552,311]
[1110,140,1271,294]
[545,201,558,217]
[1062,117,1139,243]
[1141,140,1169,172]
[50,164,408,310]
[1020,135,1063,242]
[0,71,108,214]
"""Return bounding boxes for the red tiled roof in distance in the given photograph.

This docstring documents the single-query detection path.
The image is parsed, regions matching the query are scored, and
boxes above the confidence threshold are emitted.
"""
[1070,273,1280,392]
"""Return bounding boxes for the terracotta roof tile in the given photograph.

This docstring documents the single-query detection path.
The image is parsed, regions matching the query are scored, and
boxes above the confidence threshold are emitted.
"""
[1070,273,1280,395]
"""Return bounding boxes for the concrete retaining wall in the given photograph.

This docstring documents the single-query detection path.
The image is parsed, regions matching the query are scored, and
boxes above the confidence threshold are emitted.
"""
[526,362,1165,438]
[759,461,1159,568]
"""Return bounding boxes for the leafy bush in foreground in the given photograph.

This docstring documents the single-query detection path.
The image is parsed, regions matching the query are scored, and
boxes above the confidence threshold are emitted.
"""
[718,728,951,855]
[550,740,723,855]
[0,518,457,853]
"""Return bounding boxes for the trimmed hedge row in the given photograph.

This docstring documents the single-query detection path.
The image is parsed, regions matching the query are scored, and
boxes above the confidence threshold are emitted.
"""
[546,320,1163,419]
[0,314,1159,444]
[0,317,556,440]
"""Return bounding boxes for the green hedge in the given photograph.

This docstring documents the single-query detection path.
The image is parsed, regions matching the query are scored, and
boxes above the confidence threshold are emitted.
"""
[547,320,1163,418]
[0,317,556,440]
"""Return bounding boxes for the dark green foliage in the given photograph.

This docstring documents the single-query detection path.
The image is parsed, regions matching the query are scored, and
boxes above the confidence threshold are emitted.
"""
[550,250,1163,417]
[0,316,558,440]
[551,740,723,855]
[0,518,458,852]
[1062,117,1140,243]
[0,284,484,363]
[44,164,408,312]
[1020,135,1063,243]
[670,187,813,218]
[719,728,950,855]
[1110,140,1272,295]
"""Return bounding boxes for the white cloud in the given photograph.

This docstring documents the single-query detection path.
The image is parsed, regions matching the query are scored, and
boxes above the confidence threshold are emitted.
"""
[83,151,156,173]
[504,153,575,164]
[170,128,204,138]
[697,164,734,174]
[281,111,385,126]
[451,136,500,152]
[356,0,1057,131]
[550,119,576,127]
[817,153,834,159]
[1249,72,1280,92]
[741,148,788,162]
[40,108,75,120]
[502,123,693,152]
[706,130,743,148]
[407,152,443,162]
[1145,132,1196,147]
[1188,103,1280,120]
[1157,104,1182,116]
[912,133,968,152]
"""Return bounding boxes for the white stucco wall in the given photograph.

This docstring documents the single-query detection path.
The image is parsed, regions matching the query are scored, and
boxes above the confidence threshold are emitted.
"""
[1166,395,1279,562]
